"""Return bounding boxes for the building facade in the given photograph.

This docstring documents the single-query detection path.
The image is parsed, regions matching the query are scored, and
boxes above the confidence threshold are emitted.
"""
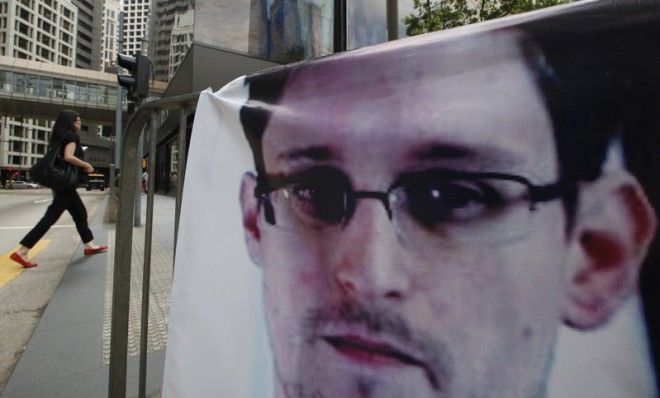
[100,0,120,72]
[149,0,193,82]
[0,0,80,184]
[72,0,103,70]
[0,0,78,65]
[168,8,193,80]
[122,0,150,56]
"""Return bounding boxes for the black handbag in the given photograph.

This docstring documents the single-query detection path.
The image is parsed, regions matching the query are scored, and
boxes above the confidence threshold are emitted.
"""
[30,140,80,191]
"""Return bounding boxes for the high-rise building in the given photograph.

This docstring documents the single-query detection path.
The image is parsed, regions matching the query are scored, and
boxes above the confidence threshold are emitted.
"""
[122,0,150,56]
[168,8,193,80]
[0,0,78,65]
[148,0,193,82]
[72,0,103,70]
[100,0,120,72]
[0,0,80,182]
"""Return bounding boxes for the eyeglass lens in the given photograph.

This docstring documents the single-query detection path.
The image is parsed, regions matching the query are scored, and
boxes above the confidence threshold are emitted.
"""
[261,166,544,245]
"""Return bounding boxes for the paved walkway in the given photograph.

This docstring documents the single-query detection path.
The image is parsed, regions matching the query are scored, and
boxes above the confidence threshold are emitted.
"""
[1,194,175,398]
[0,189,105,394]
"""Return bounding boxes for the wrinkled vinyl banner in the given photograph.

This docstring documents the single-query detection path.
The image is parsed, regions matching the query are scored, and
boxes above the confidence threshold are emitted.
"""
[163,1,660,397]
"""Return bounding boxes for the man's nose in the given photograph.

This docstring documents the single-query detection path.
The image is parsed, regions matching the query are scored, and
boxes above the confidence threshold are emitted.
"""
[334,200,411,302]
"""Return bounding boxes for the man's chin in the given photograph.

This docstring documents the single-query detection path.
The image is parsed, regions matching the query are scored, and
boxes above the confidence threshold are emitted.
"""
[275,346,440,398]
[276,376,437,398]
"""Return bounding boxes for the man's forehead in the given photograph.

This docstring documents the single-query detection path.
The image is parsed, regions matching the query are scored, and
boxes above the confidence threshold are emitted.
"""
[259,29,558,179]
[280,29,530,98]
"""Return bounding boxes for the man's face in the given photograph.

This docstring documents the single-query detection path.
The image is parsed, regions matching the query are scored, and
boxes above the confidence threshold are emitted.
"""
[248,33,572,398]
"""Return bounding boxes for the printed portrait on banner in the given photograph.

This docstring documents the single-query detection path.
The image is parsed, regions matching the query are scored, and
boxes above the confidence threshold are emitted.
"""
[162,2,660,397]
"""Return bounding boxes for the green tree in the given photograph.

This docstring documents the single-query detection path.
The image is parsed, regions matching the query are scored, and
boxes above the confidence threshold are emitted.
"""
[404,0,569,36]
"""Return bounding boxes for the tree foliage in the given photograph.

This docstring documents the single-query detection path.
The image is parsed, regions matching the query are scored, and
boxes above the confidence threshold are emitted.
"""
[404,0,570,36]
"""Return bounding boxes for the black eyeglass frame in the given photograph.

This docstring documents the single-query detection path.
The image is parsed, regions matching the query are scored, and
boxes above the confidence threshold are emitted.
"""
[254,168,572,226]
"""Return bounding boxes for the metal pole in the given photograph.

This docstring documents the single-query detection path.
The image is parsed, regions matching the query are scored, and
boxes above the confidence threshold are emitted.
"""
[134,127,143,227]
[115,13,124,171]
[108,92,198,398]
[333,0,347,52]
[173,107,187,263]
[108,163,115,193]
[108,109,152,398]
[109,163,115,202]
[387,0,398,41]
[115,87,123,168]
[138,113,158,398]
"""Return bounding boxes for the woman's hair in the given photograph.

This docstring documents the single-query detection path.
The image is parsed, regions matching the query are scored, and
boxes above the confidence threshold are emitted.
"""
[50,110,80,145]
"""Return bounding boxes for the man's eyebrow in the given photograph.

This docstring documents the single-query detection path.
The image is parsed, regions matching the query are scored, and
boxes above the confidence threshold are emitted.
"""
[411,143,474,160]
[277,145,335,162]
[408,142,526,169]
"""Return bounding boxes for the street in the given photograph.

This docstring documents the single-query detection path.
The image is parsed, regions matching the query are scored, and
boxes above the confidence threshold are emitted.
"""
[0,189,175,397]
[0,188,105,394]
[0,188,105,255]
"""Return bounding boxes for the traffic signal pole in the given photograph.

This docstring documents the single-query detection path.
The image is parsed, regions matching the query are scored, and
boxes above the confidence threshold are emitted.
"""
[116,49,151,227]
[114,16,124,171]
[115,87,123,169]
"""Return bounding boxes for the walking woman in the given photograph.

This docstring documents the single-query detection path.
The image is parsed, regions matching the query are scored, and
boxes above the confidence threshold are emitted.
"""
[10,110,107,268]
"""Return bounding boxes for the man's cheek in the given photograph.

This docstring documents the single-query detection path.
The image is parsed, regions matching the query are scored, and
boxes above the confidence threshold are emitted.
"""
[295,267,325,290]
[262,239,327,307]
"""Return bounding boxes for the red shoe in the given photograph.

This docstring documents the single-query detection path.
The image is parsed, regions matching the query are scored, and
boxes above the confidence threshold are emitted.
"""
[84,245,108,256]
[10,252,38,268]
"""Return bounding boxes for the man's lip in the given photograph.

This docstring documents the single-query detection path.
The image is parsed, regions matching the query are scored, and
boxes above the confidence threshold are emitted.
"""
[322,335,441,390]
[322,334,423,367]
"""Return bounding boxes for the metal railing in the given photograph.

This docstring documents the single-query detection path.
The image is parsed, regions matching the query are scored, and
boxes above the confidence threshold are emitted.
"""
[108,92,199,398]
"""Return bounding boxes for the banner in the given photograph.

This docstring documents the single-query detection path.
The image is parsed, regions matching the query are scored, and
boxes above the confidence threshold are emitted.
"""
[163,1,660,397]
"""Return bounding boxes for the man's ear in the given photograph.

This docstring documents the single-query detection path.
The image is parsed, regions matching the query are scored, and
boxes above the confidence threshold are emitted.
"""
[240,172,263,266]
[563,172,656,329]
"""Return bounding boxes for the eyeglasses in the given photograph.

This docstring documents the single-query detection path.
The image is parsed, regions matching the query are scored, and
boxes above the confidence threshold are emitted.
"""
[255,166,569,246]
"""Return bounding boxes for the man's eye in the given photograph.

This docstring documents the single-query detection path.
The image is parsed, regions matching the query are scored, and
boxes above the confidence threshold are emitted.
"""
[288,183,347,225]
[292,185,314,202]
[405,181,502,226]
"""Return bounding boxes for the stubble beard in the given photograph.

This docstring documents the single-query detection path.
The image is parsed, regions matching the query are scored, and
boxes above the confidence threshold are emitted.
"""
[270,300,559,398]
[272,301,454,398]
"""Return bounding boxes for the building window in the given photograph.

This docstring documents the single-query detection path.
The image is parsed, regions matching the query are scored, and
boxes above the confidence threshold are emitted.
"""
[17,21,30,35]
[16,36,29,51]
[18,7,30,22]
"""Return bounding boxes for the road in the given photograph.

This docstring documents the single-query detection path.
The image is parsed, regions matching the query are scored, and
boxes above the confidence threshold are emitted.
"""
[0,188,106,393]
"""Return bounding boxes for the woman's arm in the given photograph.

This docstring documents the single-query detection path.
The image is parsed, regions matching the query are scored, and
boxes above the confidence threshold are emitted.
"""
[63,142,94,173]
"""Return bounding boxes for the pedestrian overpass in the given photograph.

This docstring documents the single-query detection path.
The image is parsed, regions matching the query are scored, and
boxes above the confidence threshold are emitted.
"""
[0,55,166,124]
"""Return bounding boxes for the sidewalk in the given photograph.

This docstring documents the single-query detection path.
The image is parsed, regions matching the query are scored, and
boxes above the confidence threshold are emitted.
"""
[1,194,176,398]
